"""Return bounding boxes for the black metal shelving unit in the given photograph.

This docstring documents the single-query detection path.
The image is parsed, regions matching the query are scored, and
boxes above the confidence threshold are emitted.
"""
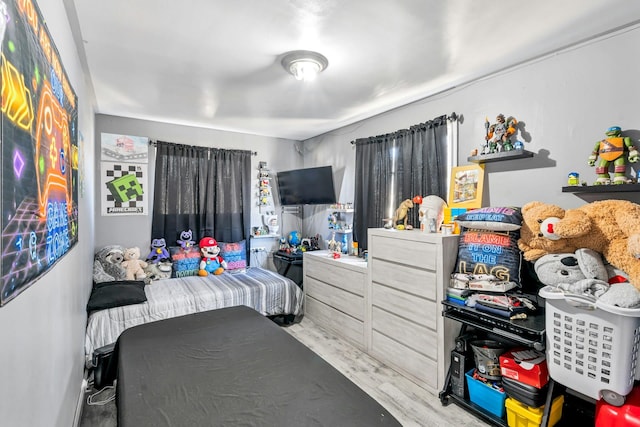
[439,301,555,427]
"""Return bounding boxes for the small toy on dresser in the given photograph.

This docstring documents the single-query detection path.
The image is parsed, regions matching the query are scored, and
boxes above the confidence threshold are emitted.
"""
[198,237,227,276]
[383,198,414,229]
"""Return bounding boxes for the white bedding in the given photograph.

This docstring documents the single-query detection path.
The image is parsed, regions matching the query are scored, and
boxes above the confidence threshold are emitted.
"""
[85,267,303,364]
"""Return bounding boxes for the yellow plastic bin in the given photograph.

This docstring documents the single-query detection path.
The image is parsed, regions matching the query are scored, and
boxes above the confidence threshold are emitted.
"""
[505,395,564,427]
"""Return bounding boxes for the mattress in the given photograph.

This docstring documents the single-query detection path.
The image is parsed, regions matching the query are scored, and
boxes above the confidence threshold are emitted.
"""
[116,305,401,426]
[85,267,303,363]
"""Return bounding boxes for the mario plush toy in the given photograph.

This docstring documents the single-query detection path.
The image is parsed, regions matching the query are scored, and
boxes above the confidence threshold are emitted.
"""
[198,237,227,276]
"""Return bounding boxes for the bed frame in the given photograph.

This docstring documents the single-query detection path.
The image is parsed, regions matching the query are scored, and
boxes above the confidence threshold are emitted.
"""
[85,266,303,366]
[116,305,401,426]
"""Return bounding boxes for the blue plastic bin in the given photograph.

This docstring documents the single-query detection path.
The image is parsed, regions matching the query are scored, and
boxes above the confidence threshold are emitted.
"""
[466,369,506,418]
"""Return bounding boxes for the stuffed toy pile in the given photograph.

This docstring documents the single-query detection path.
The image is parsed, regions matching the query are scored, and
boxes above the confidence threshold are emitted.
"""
[518,200,640,292]
[93,245,127,283]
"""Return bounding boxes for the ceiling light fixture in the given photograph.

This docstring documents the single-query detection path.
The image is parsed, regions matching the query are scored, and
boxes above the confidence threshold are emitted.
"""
[281,50,328,82]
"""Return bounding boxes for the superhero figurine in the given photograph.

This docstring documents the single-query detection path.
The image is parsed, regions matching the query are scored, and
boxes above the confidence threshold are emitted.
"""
[588,126,638,185]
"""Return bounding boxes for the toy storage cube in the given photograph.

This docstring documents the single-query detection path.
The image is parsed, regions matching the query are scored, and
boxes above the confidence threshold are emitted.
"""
[466,369,507,418]
[505,395,564,427]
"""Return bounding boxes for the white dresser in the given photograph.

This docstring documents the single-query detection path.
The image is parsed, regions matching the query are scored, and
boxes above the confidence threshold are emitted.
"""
[367,228,459,394]
[303,250,368,350]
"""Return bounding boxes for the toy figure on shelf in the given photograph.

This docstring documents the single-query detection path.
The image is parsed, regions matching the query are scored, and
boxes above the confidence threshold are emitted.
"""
[567,172,580,186]
[482,114,518,154]
[588,126,638,185]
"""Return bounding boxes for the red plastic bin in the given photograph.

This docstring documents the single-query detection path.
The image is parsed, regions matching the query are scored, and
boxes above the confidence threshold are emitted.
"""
[596,385,640,427]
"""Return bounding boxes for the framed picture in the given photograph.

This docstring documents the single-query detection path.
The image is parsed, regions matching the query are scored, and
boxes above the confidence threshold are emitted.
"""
[448,164,485,209]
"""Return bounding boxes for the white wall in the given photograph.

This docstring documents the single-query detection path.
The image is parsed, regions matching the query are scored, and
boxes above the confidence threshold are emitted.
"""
[0,0,96,426]
[302,24,640,240]
[94,115,303,267]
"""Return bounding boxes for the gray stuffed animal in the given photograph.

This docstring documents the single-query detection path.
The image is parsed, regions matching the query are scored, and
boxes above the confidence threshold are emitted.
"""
[93,245,127,283]
[534,248,609,299]
[535,248,640,308]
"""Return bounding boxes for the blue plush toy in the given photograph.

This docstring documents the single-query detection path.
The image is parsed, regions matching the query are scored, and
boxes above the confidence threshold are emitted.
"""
[146,238,170,263]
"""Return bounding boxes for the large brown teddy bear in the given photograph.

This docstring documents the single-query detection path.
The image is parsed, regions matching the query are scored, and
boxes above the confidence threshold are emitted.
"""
[518,200,640,290]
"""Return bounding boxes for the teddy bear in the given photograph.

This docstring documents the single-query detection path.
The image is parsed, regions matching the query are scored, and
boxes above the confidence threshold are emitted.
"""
[121,247,148,280]
[518,200,640,290]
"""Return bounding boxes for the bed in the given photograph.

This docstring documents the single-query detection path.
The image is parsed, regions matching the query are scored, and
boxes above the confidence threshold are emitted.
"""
[116,305,401,426]
[85,266,303,365]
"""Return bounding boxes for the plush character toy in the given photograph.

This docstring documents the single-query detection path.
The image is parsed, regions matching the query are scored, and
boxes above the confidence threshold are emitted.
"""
[177,229,196,250]
[146,238,170,263]
[518,200,640,290]
[198,237,227,276]
[143,260,173,281]
[534,248,610,299]
[93,245,127,283]
[534,248,640,307]
[121,247,148,280]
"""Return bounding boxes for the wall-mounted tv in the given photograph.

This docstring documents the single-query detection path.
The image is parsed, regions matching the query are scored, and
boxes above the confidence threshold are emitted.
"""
[276,166,337,206]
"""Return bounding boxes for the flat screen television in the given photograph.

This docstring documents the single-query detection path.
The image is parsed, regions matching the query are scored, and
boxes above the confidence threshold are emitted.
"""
[276,166,337,206]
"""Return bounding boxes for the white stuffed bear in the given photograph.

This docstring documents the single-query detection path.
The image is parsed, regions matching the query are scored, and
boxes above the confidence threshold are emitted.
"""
[121,247,148,280]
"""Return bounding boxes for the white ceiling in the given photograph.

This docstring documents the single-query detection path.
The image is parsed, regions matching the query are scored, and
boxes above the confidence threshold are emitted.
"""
[66,0,640,141]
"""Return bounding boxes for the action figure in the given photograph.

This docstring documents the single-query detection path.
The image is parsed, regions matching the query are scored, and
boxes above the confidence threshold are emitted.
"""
[588,126,638,185]
[483,114,518,154]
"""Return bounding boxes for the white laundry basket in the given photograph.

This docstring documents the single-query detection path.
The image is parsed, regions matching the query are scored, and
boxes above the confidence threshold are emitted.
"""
[539,286,640,406]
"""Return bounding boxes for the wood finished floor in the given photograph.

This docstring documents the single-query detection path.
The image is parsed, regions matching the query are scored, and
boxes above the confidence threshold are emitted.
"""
[79,315,490,427]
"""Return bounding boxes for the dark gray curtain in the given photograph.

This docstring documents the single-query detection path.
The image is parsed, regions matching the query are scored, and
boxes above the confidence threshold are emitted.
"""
[354,115,451,251]
[151,141,251,254]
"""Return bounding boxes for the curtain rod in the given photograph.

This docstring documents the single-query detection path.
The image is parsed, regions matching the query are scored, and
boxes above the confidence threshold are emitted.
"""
[149,139,257,155]
[349,112,458,144]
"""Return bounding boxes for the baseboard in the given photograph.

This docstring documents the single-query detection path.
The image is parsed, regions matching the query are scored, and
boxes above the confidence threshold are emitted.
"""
[72,370,89,427]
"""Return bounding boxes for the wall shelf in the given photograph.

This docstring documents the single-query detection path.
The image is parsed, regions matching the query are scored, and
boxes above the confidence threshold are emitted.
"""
[468,149,534,164]
[562,184,640,193]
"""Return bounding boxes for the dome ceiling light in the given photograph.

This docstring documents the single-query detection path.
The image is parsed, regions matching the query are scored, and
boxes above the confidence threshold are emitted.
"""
[281,50,328,82]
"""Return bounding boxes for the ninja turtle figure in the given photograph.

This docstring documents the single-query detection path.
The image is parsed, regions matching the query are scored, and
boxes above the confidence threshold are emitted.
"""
[588,126,638,185]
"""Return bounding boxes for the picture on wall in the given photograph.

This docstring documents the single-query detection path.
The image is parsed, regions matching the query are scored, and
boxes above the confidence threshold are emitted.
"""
[100,133,149,216]
[100,161,148,216]
[448,164,485,209]
[1,0,79,305]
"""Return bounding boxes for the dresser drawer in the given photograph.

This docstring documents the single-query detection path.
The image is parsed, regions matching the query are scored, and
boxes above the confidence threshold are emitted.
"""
[306,296,365,349]
[371,283,437,327]
[371,306,437,359]
[305,257,365,297]
[370,330,438,391]
[305,276,365,321]
[370,258,436,300]
[371,235,437,270]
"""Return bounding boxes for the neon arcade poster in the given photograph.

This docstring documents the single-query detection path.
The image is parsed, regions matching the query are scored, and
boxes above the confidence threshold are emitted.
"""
[1,0,79,305]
